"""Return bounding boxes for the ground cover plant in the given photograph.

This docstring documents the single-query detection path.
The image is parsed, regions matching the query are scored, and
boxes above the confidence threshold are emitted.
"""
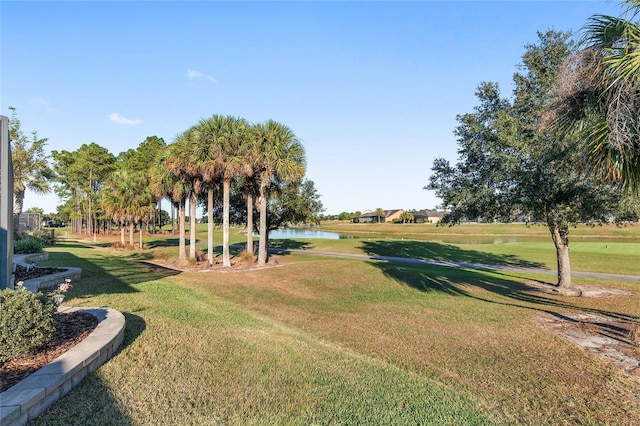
[27,230,640,425]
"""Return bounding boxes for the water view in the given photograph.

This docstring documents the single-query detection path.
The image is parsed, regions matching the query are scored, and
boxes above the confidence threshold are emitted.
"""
[261,229,343,240]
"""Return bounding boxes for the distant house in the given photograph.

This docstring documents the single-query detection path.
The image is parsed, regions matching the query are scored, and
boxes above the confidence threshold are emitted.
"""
[383,209,404,223]
[412,209,443,224]
[353,209,404,223]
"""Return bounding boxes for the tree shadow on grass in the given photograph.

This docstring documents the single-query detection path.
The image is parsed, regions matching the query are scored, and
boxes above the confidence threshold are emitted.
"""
[269,239,315,251]
[145,237,181,248]
[372,261,639,342]
[32,374,133,425]
[38,241,181,297]
[121,312,146,350]
[360,240,545,268]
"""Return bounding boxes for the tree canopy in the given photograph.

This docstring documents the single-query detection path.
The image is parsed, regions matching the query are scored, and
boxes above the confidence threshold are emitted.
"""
[427,30,623,292]
[8,107,54,216]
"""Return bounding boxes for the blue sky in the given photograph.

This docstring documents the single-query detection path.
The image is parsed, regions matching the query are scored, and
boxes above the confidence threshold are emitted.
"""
[1,1,623,215]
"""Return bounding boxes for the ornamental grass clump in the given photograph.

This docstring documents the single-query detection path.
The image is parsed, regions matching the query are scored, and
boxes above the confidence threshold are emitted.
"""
[0,287,55,364]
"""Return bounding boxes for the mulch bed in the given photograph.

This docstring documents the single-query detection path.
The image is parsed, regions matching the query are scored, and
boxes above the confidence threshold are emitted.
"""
[0,311,98,392]
[14,264,66,282]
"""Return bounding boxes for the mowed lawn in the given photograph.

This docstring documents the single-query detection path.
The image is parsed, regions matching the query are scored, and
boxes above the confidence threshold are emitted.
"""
[31,231,640,425]
[296,222,640,276]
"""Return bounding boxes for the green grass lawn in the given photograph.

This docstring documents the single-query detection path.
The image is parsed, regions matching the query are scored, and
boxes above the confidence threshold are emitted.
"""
[31,235,640,425]
[263,222,640,276]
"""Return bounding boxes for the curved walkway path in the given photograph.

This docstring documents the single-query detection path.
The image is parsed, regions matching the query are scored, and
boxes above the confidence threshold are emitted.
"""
[268,247,640,284]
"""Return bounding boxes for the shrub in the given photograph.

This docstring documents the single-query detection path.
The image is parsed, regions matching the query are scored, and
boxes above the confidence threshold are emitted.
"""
[0,288,55,364]
[32,229,56,246]
[13,237,46,254]
[110,242,136,251]
[235,249,256,265]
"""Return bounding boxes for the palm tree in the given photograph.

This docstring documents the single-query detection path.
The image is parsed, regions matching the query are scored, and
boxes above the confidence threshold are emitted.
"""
[553,0,640,193]
[150,148,189,258]
[164,132,200,262]
[193,115,227,266]
[374,208,386,223]
[101,169,131,245]
[221,117,252,267]
[102,169,154,248]
[240,172,259,255]
[253,120,306,265]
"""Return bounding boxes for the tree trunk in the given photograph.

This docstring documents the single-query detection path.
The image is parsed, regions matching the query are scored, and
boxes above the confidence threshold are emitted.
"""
[178,199,186,261]
[171,202,175,235]
[120,222,125,245]
[549,225,580,296]
[258,184,268,265]
[246,190,254,255]
[129,222,134,246]
[139,223,143,249]
[87,198,92,236]
[13,189,24,216]
[207,188,214,266]
[189,196,197,261]
[222,178,231,267]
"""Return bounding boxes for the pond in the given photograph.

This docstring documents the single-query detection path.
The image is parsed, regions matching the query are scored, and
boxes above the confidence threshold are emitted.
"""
[261,229,529,243]
[259,229,345,240]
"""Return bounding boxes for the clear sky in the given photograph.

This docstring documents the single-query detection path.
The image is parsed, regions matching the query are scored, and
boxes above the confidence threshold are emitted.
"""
[1,0,623,215]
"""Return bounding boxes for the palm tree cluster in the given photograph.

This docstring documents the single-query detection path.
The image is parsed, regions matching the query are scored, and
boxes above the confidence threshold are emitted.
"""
[148,116,306,266]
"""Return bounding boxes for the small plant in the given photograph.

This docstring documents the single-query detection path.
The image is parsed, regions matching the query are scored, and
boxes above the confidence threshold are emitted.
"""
[235,249,256,265]
[110,242,135,251]
[13,236,46,254]
[32,229,56,246]
[50,279,72,296]
[49,279,72,306]
[0,287,56,364]
[195,248,207,262]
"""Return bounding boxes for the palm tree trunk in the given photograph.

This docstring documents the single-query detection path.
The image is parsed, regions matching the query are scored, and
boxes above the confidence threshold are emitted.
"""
[171,202,176,235]
[258,184,268,265]
[120,221,125,245]
[246,191,254,255]
[129,222,134,246]
[207,188,214,265]
[189,196,197,261]
[179,199,186,261]
[13,189,25,216]
[223,178,231,267]
[139,222,143,249]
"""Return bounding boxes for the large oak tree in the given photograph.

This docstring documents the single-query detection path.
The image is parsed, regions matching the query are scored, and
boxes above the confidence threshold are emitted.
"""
[427,31,622,294]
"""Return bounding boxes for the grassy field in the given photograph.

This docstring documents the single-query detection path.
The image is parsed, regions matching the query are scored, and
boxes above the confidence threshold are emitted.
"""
[263,222,640,276]
[29,225,640,425]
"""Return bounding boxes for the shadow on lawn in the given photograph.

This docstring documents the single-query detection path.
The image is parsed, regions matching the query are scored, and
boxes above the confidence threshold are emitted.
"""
[32,374,133,425]
[269,239,315,251]
[42,241,181,297]
[360,240,544,268]
[371,261,638,343]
